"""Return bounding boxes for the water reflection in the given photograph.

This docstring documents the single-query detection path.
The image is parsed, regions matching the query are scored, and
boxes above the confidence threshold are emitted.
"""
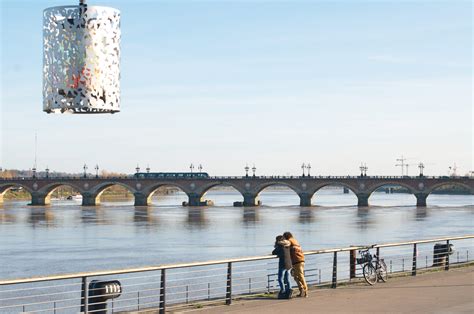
[187,208,208,228]
[415,207,428,221]
[242,208,259,225]
[81,208,108,225]
[28,208,55,227]
[356,207,373,230]
[134,207,159,228]
[0,210,15,224]
[299,208,314,224]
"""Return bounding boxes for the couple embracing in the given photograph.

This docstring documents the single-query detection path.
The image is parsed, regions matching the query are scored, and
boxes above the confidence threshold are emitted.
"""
[272,232,308,299]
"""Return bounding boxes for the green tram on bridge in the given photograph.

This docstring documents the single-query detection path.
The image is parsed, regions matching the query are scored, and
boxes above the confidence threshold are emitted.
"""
[134,172,210,179]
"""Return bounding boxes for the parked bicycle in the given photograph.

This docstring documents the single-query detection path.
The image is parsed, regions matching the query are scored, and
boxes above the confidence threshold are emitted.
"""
[357,245,388,285]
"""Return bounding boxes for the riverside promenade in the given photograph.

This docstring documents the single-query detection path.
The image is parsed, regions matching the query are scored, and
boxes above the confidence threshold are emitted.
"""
[191,267,474,313]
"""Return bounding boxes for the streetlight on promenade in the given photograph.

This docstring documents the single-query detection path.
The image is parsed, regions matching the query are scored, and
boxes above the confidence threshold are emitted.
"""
[95,164,99,178]
[83,164,88,178]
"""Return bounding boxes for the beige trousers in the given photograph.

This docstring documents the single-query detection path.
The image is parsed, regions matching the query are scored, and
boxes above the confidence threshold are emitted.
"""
[292,262,308,292]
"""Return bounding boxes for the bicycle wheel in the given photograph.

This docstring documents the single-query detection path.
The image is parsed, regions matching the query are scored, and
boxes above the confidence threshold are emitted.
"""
[378,260,388,282]
[363,263,377,285]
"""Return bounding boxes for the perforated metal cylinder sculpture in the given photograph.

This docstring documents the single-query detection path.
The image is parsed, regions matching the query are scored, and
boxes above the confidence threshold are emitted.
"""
[43,3,121,114]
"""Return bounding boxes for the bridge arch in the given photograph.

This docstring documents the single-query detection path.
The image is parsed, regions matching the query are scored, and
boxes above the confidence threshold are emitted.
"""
[312,183,358,206]
[426,181,473,195]
[255,182,300,206]
[200,183,244,206]
[254,182,301,196]
[87,182,137,206]
[366,182,417,207]
[146,184,189,206]
[426,182,473,207]
[40,182,83,203]
[0,183,33,204]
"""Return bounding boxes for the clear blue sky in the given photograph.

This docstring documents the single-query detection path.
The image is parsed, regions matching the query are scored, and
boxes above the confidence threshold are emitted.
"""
[1,0,472,176]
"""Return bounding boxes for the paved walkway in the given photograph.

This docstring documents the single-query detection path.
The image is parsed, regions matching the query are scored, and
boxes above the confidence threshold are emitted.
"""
[187,267,474,313]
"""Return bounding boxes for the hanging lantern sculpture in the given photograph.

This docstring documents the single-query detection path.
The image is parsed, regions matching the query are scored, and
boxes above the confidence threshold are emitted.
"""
[43,0,121,114]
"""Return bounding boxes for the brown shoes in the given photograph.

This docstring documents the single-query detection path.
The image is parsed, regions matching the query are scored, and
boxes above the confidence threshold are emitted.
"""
[297,290,308,298]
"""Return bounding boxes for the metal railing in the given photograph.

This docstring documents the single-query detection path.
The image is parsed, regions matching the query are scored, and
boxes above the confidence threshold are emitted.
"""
[0,235,472,313]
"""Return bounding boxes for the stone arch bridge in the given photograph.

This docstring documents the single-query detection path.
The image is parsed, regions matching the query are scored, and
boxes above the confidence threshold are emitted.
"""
[0,176,472,207]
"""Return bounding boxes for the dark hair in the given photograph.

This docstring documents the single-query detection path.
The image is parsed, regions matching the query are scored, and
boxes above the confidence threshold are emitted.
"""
[275,235,284,246]
[283,232,293,240]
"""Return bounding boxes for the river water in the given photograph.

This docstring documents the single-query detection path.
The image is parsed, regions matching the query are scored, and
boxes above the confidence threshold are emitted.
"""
[0,188,472,280]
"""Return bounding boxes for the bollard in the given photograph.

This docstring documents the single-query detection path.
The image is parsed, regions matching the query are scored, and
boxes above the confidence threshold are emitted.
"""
[87,280,122,314]
[433,242,454,268]
[349,249,356,279]
[226,262,232,305]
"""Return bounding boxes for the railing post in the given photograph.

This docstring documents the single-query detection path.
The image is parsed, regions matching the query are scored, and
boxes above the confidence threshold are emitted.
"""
[412,243,417,276]
[159,269,166,314]
[332,252,337,288]
[349,249,356,279]
[445,240,450,271]
[267,274,270,293]
[80,276,88,313]
[226,262,232,305]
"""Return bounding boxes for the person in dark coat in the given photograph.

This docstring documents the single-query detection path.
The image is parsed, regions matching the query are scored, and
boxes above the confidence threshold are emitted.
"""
[272,235,293,298]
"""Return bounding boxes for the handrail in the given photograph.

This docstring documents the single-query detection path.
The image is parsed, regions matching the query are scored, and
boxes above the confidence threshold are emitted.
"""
[1,234,472,286]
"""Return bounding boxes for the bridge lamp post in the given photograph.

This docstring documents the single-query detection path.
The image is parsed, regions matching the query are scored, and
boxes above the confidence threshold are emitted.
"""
[359,163,364,177]
[190,163,195,173]
[83,164,88,178]
[146,165,150,173]
[245,164,250,178]
[198,164,203,173]
[136,165,140,174]
[252,165,256,178]
[95,164,99,178]
[301,163,306,177]
[418,163,424,177]
[307,163,311,177]
[45,166,49,179]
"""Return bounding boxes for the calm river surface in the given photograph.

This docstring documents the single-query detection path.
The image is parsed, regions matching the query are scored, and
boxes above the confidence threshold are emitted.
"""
[0,188,472,279]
